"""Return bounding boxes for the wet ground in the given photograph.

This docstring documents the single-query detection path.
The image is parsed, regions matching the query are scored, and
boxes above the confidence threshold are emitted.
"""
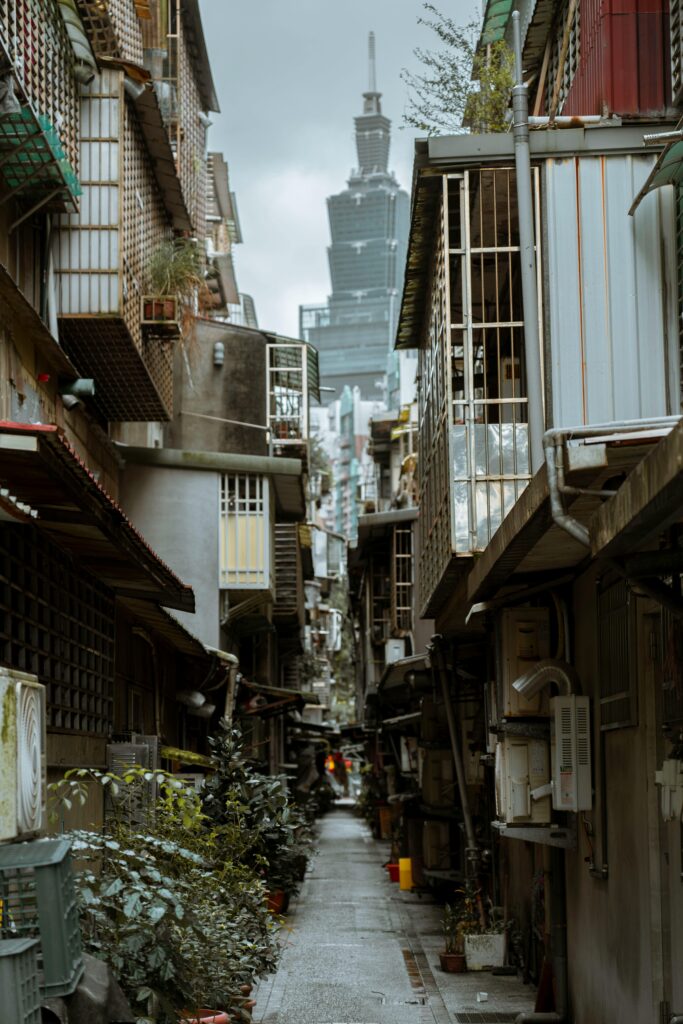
[254,805,535,1024]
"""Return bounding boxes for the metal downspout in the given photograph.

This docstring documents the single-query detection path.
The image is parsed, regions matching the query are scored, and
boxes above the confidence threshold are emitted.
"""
[543,418,682,548]
[512,11,545,474]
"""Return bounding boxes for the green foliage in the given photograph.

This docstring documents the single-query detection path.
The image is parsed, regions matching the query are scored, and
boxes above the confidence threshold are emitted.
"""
[48,761,281,1022]
[148,238,206,300]
[203,726,314,896]
[402,4,515,136]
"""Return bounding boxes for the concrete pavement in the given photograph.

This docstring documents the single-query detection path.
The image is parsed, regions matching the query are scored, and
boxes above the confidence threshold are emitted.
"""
[254,806,536,1024]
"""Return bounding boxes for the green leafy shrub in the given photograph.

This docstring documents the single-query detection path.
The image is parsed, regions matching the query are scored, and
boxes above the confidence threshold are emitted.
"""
[202,726,314,896]
[49,765,279,1023]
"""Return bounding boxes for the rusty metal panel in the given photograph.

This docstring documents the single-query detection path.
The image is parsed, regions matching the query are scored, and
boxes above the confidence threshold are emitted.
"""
[563,0,671,116]
[544,150,678,427]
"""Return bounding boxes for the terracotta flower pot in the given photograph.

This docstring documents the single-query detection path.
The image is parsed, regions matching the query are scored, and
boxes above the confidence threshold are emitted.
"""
[439,951,466,973]
[179,1011,231,1024]
[266,889,286,914]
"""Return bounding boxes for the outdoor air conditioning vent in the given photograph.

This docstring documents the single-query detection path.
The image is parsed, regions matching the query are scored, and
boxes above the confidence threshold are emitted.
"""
[0,668,46,842]
[550,695,592,812]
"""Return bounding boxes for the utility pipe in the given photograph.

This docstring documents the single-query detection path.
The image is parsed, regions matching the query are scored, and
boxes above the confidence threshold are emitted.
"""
[511,11,545,474]
[543,418,682,548]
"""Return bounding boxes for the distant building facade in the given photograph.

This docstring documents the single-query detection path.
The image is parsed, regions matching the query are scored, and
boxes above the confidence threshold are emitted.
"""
[300,33,409,404]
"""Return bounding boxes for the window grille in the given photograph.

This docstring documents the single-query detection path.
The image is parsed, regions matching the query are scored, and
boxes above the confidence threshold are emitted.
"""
[417,167,540,613]
[0,525,115,736]
[391,524,413,635]
[546,0,580,114]
[672,0,683,104]
[219,473,273,590]
[267,343,306,445]
[660,607,683,727]
[597,577,638,731]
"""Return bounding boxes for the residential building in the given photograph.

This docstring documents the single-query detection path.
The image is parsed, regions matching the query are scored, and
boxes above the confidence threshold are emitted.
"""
[0,0,232,848]
[299,33,410,402]
[366,14,683,1020]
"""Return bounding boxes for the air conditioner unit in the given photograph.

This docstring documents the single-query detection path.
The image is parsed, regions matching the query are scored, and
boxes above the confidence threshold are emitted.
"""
[550,695,592,811]
[106,737,159,825]
[499,608,551,718]
[173,773,205,793]
[495,736,551,825]
[0,669,46,842]
[385,638,405,665]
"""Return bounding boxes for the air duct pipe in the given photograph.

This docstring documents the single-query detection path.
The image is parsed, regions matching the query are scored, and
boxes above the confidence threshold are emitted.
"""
[543,418,682,548]
[511,11,545,474]
[512,658,579,700]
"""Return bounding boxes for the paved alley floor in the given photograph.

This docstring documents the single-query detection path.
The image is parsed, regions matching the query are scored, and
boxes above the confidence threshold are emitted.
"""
[254,805,536,1024]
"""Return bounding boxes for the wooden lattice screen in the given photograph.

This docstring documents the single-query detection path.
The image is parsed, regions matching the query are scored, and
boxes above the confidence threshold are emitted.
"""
[0,524,115,735]
[0,0,79,170]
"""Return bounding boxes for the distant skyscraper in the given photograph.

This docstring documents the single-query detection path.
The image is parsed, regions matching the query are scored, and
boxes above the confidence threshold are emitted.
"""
[300,33,410,404]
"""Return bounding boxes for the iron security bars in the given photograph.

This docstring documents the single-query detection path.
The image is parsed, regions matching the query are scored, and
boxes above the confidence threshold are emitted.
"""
[418,167,541,614]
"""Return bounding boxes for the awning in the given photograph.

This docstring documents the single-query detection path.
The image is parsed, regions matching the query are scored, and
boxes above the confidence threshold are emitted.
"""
[479,0,515,45]
[96,57,192,232]
[239,681,306,718]
[56,0,97,74]
[118,597,208,659]
[209,252,240,307]
[0,264,77,377]
[468,434,663,603]
[630,130,683,215]
[591,419,683,558]
[381,710,421,730]
[357,507,417,549]
[116,444,306,521]
[378,654,431,698]
[182,0,220,112]
[0,423,195,611]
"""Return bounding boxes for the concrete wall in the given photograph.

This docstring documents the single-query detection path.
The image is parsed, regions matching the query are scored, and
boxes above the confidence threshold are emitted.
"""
[120,464,220,648]
[166,319,268,456]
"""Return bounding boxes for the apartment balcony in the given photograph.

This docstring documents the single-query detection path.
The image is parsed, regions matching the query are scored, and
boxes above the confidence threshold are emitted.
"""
[266,336,320,469]
[398,129,676,618]
[52,69,190,421]
[219,471,275,628]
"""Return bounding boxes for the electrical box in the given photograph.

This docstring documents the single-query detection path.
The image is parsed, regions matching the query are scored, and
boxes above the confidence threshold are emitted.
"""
[423,821,450,869]
[0,669,46,842]
[385,638,406,665]
[495,736,551,825]
[551,695,592,812]
[499,608,551,718]
[419,748,454,808]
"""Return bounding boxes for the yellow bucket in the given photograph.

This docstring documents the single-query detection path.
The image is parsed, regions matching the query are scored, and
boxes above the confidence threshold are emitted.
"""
[399,857,413,891]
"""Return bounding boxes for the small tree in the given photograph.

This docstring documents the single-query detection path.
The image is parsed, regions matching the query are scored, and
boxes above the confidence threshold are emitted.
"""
[402,4,515,136]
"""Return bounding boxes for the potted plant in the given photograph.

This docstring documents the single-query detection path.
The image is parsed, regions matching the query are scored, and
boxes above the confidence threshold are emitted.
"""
[460,888,506,971]
[439,903,466,973]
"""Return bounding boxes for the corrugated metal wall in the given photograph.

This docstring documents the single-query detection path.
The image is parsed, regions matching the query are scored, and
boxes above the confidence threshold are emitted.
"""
[544,150,678,426]
[563,0,671,116]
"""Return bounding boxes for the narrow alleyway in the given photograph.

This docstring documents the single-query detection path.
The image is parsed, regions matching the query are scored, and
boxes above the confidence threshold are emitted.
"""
[255,806,535,1024]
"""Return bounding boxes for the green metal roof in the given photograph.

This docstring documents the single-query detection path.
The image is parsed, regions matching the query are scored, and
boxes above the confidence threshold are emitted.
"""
[629,136,683,214]
[0,108,81,212]
[480,0,516,45]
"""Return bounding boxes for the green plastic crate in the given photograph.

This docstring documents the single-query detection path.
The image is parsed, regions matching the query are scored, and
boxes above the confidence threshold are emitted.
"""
[0,837,84,997]
[0,938,41,1024]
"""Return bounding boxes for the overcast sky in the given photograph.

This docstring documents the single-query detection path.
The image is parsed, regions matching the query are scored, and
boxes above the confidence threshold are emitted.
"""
[199,0,474,338]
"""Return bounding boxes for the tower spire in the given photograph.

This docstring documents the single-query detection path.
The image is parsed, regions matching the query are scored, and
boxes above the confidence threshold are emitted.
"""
[368,31,377,93]
[362,31,381,114]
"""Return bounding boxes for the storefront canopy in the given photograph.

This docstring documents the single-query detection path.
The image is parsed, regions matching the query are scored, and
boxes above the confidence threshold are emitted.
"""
[0,423,195,611]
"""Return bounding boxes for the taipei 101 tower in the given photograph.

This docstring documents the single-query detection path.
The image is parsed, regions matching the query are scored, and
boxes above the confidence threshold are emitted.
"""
[300,34,410,403]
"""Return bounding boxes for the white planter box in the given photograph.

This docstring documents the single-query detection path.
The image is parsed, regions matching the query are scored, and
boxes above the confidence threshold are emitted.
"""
[464,933,505,970]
